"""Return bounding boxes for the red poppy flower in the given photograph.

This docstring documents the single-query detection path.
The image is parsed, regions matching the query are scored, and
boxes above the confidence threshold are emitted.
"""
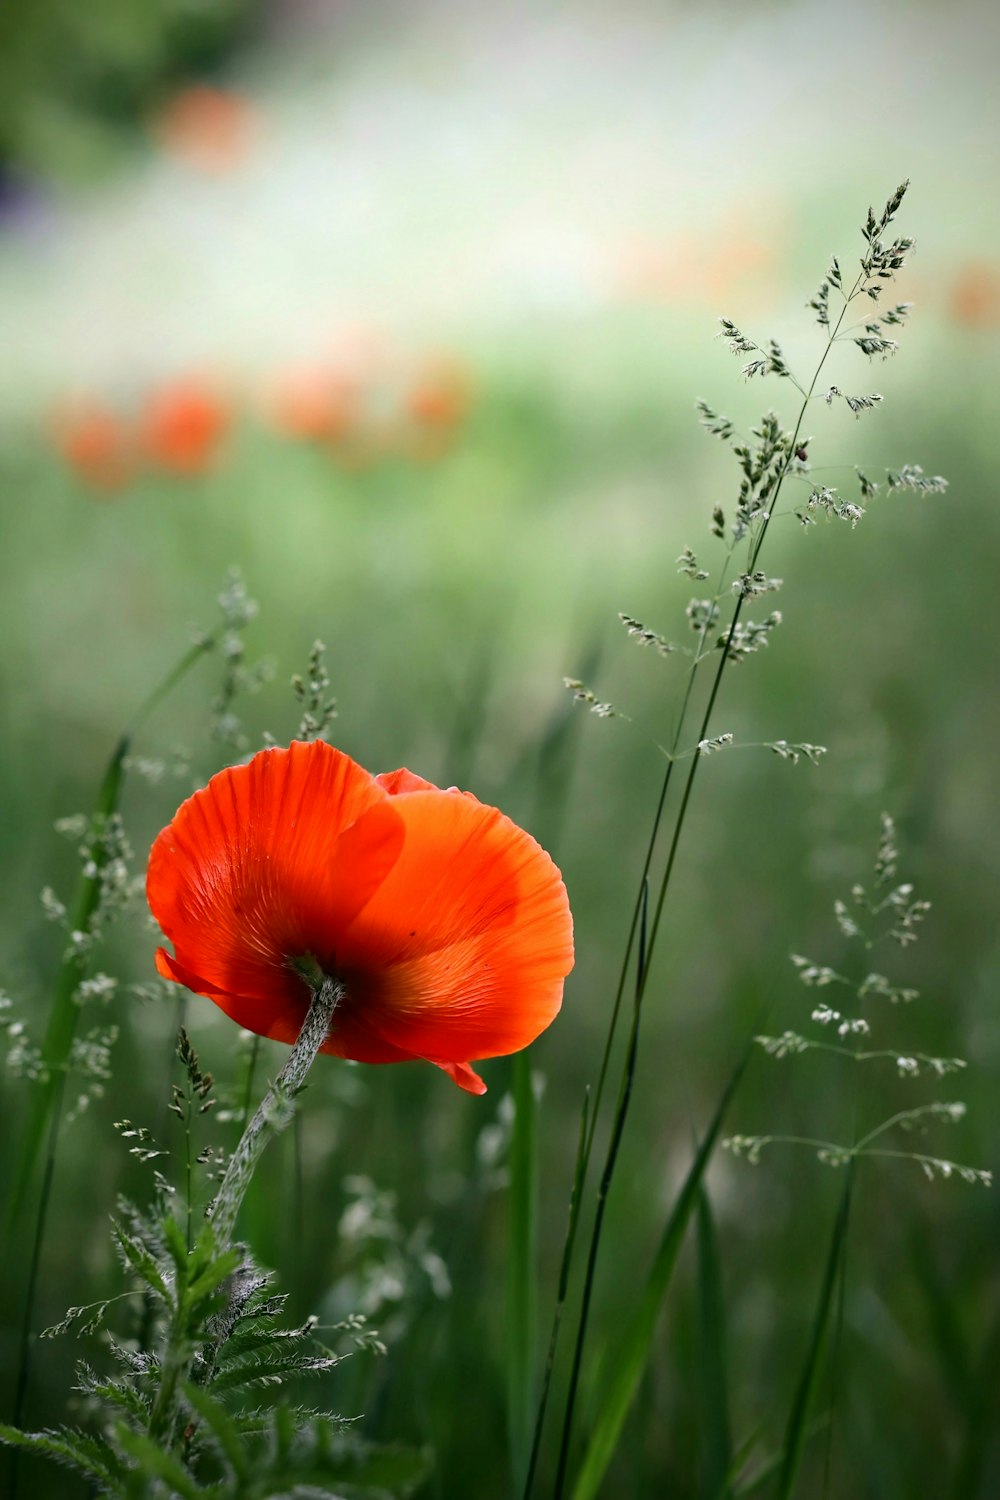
[147,741,573,1094]
[140,379,231,475]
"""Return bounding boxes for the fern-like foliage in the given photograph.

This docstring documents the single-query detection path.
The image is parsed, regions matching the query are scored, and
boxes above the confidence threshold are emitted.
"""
[2,1202,429,1497]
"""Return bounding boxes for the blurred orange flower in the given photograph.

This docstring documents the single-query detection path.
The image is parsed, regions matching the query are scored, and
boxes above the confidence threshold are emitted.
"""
[399,357,473,461]
[265,364,360,443]
[140,379,231,475]
[53,400,132,492]
[947,261,1000,329]
[155,84,257,174]
[147,741,573,1094]
[405,358,472,432]
[616,206,782,311]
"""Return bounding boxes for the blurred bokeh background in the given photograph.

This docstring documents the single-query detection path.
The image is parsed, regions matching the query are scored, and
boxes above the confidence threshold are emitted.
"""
[1,0,998,1495]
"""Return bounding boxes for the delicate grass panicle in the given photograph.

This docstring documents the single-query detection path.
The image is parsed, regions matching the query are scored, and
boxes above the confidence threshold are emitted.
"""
[525,182,973,1500]
[726,811,991,1182]
[722,817,987,1500]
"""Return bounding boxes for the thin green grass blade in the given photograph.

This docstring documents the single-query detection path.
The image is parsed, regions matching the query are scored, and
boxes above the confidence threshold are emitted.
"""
[4,734,129,1233]
[775,1168,854,1500]
[512,648,593,1500]
[182,1383,251,1484]
[114,1426,203,1500]
[696,1185,733,1500]
[5,731,129,1485]
[4,636,218,1497]
[570,1050,749,1500]
[441,629,500,791]
[522,1086,590,1500]
[553,882,651,1500]
[730,1418,829,1497]
[951,1306,1000,1500]
[909,1230,970,1407]
[726,1426,765,1488]
[508,1047,538,1492]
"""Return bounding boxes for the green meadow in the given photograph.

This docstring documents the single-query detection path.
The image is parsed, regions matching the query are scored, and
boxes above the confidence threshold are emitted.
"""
[1,4,998,1496]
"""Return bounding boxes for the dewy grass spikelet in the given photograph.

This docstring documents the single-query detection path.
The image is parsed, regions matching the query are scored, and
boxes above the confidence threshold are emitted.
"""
[147,740,574,1095]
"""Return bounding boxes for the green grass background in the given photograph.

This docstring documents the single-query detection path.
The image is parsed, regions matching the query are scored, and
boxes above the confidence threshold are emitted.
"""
[1,2,998,1496]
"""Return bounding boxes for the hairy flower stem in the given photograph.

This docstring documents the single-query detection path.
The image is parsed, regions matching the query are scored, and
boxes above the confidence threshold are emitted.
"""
[147,977,340,1455]
[551,274,867,1500]
[207,977,342,1249]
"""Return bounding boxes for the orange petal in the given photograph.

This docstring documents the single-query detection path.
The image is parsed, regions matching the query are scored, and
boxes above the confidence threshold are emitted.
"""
[428,1058,488,1095]
[156,945,299,1042]
[318,1013,421,1065]
[155,946,226,996]
[158,942,483,1086]
[147,742,404,1031]
[376,767,441,795]
[336,788,573,1063]
[376,768,479,802]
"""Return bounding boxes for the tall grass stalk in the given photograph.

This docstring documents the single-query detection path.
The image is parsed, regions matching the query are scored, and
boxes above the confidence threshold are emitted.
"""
[543,183,923,1495]
[552,878,649,1498]
[523,608,713,1500]
[569,1051,749,1500]
[696,1186,734,1500]
[507,1049,538,1492]
[522,1088,590,1500]
[555,271,853,1500]
[508,663,590,1495]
